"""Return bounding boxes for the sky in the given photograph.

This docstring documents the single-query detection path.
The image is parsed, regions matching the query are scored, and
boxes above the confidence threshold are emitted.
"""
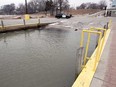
[69,0,101,7]
[0,0,109,7]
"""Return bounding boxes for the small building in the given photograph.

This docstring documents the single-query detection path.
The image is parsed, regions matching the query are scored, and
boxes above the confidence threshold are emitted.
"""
[106,0,116,17]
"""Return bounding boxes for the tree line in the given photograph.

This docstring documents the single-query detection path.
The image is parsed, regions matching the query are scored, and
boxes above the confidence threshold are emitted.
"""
[0,0,69,15]
[76,0,107,10]
[0,0,107,15]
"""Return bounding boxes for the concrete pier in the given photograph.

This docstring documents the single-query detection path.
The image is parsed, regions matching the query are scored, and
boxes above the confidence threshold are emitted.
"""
[90,21,116,87]
[0,18,58,33]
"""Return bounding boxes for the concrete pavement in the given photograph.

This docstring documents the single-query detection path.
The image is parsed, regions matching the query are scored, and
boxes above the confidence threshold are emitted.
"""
[0,18,60,33]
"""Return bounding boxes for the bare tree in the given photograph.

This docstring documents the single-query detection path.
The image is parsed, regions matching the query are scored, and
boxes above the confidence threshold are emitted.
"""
[79,3,87,9]
[16,4,25,14]
[1,3,15,15]
[88,3,99,9]
[76,2,104,9]
[99,0,107,9]
[54,0,69,14]
[0,0,69,15]
[15,0,46,14]
[45,0,51,15]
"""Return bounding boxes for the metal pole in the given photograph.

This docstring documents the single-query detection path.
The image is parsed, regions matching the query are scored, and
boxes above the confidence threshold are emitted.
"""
[23,19,26,26]
[1,20,4,29]
[59,0,62,14]
[25,0,28,14]
[83,32,91,66]
[38,19,40,24]
[80,31,85,69]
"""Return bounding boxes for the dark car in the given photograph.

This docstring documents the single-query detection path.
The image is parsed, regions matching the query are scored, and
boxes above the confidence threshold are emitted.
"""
[55,13,72,19]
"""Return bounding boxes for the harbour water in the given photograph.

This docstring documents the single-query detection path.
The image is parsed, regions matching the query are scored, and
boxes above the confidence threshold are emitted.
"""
[0,28,97,87]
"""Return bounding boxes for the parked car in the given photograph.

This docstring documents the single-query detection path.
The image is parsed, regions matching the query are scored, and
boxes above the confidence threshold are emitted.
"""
[55,13,72,19]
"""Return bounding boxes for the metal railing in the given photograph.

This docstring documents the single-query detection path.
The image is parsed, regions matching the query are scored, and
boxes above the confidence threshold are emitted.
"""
[80,20,112,71]
[72,20,112,87]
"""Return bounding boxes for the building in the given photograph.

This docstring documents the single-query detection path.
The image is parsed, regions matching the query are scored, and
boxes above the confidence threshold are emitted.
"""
[106,0,116,17]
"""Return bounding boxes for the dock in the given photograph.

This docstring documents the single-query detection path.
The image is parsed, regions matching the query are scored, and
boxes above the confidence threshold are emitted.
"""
[72,18,116,87]
[0,18,58,33]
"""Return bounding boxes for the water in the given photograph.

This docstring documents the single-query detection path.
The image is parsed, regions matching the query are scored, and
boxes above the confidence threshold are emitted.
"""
[0,28,97,87]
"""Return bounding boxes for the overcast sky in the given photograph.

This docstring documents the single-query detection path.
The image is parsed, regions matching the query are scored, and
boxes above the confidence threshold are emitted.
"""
[70,0,101,7]
[0,0,109,7]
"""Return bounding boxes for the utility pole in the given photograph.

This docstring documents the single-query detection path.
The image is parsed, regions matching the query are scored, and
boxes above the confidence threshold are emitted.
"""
[25,0,30,20]
[25,0,28,14]
[59,0,62,14]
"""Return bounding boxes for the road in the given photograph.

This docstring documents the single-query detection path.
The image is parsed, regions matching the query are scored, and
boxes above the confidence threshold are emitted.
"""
[0,12,109,28]
[47,16,110,30]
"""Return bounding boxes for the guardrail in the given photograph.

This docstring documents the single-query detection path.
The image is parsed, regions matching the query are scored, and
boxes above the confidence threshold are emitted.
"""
[72,20,112,87]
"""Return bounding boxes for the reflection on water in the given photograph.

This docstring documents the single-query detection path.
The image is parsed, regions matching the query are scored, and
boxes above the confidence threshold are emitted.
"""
[0,28,97,87]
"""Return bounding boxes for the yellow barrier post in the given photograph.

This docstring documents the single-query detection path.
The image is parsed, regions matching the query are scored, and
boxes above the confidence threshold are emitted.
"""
[25,14,30,20]
[84,32,91,65]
